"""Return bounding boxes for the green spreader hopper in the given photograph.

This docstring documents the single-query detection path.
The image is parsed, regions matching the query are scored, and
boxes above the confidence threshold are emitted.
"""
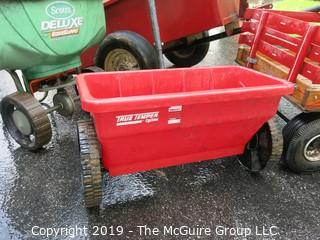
[0,0,105,80]
[0,0,106,150]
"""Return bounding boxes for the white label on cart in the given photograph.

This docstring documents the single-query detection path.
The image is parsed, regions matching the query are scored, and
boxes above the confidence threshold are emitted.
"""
[169,105,182,112]
[168,118,181,125]
[116,112,159,126]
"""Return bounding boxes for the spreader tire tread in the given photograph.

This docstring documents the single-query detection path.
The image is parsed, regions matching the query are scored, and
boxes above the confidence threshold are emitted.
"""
[77,120,103,208]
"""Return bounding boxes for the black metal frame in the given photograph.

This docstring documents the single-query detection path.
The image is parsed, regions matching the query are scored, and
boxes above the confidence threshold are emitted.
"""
[163,28,242,53]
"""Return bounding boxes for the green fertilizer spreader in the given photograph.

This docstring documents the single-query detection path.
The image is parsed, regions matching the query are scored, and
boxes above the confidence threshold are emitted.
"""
[0,0,105,150]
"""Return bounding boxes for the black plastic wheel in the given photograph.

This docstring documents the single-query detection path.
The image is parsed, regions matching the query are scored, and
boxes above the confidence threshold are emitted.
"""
[95,31,159,71]
[78,120,103,208]
[284,117,320,173]
[238,118,283,172]
[164,31,210,67]
[1,92,52,151]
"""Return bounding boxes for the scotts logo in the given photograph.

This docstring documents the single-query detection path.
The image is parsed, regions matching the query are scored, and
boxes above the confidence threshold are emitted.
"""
[46,1,75,19]
[41,1,84,38]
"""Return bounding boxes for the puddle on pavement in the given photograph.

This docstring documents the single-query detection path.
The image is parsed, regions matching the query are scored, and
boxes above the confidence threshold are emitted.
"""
[101,159,231,208]
[0,121,23,239]
[102,172,156,207]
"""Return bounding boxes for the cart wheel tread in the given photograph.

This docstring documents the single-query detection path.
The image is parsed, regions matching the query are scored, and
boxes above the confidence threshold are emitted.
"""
[282,113,319,149]
[238,117,282,172]
[1,92,52,150]
[77,120,103,208]
[268,118,283,162]
[281,114,308,167]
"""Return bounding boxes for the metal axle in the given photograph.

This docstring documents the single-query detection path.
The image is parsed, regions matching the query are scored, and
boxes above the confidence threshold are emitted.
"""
[45,96,80,114]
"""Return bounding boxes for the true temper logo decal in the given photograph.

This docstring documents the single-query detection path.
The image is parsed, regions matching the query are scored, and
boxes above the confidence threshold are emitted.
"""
[41,1,84,38]
[116,112,159,126]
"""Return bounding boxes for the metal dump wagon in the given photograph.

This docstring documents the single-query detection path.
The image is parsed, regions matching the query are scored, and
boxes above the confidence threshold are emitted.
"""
[76,66,293,208]
[81,0,248,71]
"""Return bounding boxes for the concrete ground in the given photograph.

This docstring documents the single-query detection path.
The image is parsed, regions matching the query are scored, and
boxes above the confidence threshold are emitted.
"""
[0,34,320,240]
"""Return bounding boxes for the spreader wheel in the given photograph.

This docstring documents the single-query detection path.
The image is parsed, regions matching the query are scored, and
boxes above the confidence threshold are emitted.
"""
[77,120,103,208]
[1,92,52,151]
[238,118,283,172]
[284,116,320,173]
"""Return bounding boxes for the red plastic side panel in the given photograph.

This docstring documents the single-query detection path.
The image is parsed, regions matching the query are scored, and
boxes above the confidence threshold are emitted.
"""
[77,67,293,176]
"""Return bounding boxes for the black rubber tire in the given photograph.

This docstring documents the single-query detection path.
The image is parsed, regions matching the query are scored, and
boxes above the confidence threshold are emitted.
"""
[284,118,320,173]
[95,31,159,71]
[1,92,52,151]
[282,113,310,160]
[238,118,282,172]
[282,113,320,162]
[164,31,210,67]
[78,120,103,209]
[282,113,319,143]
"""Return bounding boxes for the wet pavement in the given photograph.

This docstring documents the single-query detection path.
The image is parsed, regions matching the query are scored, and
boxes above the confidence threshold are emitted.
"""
[1,35,320,240]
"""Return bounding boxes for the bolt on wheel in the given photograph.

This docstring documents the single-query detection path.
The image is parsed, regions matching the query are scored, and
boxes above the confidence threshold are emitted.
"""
[105,49,141,71]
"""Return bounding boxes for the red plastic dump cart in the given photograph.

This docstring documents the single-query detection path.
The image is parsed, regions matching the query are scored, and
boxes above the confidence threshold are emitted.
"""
[236,8,320,173]
[76,66,293,208]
